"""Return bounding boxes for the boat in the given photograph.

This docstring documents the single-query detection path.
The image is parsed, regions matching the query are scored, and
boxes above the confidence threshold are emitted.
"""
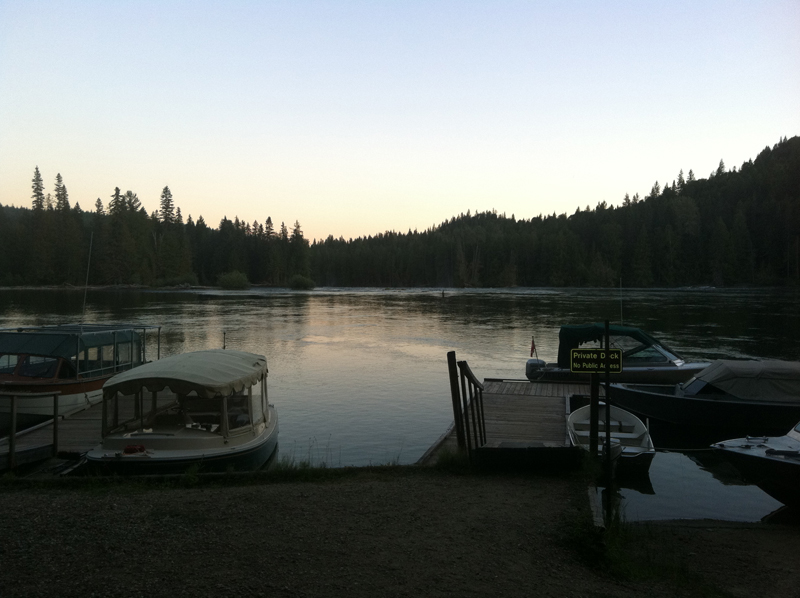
[567,402,655,475]
[0,323,160,420]
[712,421,800,508]
[526,323,709,384]
[611,360,800,439]
[86,349,278,474]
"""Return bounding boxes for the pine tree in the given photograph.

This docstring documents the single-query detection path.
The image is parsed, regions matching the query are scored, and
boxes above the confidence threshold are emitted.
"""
[95,198,105,215]
[55,173,70,212]
[31,166,45,211]
[159,186,175,224]
[109,187,124,215]
[124,190,141,212]
[265,216,274,238]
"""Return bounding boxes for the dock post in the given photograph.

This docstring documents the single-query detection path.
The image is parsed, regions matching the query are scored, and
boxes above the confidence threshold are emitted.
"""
[9,395,17,469]
[447,351,466,451]
[52,393,59,457]
[589,375,599,458]
[604,321,613,482]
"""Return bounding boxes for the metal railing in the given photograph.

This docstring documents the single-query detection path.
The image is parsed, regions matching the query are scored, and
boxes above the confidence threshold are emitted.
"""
[0,391,60,470]
[446,351,486,461]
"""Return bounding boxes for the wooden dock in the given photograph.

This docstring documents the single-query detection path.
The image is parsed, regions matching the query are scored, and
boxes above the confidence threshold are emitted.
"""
[0,401,104,471]
[419,379,600,467]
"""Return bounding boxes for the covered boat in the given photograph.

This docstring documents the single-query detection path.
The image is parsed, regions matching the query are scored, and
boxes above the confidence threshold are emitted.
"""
[0,324,160,420]
[86,349,278,474]
[526,324,709,384]
[568,402,655,475]
[712,421,800,508]
[611,360,800,438]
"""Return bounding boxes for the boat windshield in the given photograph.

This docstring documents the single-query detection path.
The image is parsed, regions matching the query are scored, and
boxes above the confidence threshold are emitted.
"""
[0,354,18,374]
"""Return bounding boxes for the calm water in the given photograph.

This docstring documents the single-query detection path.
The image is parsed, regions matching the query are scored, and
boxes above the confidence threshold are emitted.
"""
[2,287,798,519]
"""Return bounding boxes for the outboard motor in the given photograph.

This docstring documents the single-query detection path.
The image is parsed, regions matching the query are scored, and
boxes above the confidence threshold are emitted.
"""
[525,358,547,381]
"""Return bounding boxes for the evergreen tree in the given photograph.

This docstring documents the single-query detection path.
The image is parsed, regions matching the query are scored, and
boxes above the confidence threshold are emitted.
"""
[95,197,105,215]
[265,216,274,238]
[124,190,141,212]
[109,187,124,215]
[55,173,70,212]
[31,167,45,211]
[160,186,175,224]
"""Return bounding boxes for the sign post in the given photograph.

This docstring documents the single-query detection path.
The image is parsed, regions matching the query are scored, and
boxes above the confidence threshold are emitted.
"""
[570,334,623,460]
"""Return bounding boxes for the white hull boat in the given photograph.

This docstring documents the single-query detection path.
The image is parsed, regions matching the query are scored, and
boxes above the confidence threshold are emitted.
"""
[568,402,656,475]
[86,349,278,475]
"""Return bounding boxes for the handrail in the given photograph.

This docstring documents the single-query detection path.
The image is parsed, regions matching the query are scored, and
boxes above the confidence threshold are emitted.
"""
[0,391,61,470]
[445,351,486,462]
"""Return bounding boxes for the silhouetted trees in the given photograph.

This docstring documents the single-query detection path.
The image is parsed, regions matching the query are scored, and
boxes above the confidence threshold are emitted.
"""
[2,136,798,288]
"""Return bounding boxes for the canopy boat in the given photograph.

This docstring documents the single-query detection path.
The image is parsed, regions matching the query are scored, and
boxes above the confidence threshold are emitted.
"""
[712,420,800,509]
[567,402,655,475]
[526,324,709,384]
[86,349,278,474]
[0,324,160,420]
[611,360,800,439]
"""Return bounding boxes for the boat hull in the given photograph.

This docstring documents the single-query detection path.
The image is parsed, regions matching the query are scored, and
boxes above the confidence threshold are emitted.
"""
[713,435,800,508]
[567,403,656,476]
[526,362,708,385]
[0,378,107,416]
[86,408,279,475]
[612,384,800,439]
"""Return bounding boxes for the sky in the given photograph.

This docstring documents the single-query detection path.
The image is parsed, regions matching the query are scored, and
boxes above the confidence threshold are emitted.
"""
[1,1,798,242]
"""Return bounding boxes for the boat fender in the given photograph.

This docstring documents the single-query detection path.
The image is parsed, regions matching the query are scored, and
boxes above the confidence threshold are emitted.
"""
[526,359,546,380]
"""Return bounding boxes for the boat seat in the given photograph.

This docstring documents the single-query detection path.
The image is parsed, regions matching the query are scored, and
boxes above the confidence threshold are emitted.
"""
[572,420,636,434]
[572,429,646,441]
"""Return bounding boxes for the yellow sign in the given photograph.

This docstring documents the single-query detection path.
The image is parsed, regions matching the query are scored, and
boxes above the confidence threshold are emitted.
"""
[569,348,623,373]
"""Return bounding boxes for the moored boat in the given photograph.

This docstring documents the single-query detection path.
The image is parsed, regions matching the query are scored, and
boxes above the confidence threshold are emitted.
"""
[712,421,800,508]
[86,349,278,474]
[0,323,160,418]
[611,360,800,439]
[568,402,655,475]
[526,323,709,384]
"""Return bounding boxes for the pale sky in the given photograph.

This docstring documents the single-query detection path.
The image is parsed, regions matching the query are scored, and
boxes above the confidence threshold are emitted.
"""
[1,1,798,242]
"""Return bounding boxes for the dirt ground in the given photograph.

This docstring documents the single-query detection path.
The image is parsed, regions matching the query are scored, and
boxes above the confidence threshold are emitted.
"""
[1,469,799,598]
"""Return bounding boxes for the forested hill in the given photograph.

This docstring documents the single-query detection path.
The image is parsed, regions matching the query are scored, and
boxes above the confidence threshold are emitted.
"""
[1,136,798,288]
[310,136,800,287]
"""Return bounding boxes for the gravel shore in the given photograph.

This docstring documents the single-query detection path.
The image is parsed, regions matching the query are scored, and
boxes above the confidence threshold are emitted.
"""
[1,469,798,597]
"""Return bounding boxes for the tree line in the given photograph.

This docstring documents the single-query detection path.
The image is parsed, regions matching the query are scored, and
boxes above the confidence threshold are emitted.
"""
[309,136,800,287]
[0,173,310,287]
[1,135,798,288]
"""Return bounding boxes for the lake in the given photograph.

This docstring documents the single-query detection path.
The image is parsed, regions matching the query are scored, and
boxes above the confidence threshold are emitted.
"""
[2,286,798,519]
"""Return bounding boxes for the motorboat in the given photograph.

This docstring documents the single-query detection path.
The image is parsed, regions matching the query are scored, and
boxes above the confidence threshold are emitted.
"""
[526,323,709,384]
[567,402,655,475]
[611,360,800,439]
[712,421,800,508]
[86,349,278,474]
[0,323,160,420]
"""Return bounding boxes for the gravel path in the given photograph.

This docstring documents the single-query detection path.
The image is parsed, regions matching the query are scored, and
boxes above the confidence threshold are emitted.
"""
[1,470,798,597]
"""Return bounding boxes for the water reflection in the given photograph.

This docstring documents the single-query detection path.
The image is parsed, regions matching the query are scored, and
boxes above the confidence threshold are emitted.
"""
[1,287,799,473]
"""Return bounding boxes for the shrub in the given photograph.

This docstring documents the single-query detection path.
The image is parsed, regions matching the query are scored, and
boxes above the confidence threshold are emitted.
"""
[288,274,315,290]
[217,270,250,290]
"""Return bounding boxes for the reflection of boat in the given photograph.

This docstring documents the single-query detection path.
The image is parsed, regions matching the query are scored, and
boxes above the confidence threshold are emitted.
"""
[0,324,160,417]
[712,421,800,508]
[526,324,709,384]
[567,402,655,475]
[86,350,278,475]
[612,360,800,439]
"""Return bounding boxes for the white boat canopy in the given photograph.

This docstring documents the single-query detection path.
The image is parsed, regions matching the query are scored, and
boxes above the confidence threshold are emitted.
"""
[103,349,267,399]
[688,359,800,403]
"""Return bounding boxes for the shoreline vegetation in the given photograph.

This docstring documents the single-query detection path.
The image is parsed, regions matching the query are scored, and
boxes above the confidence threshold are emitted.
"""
[2,461,799,597]
[2,136,798,290]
